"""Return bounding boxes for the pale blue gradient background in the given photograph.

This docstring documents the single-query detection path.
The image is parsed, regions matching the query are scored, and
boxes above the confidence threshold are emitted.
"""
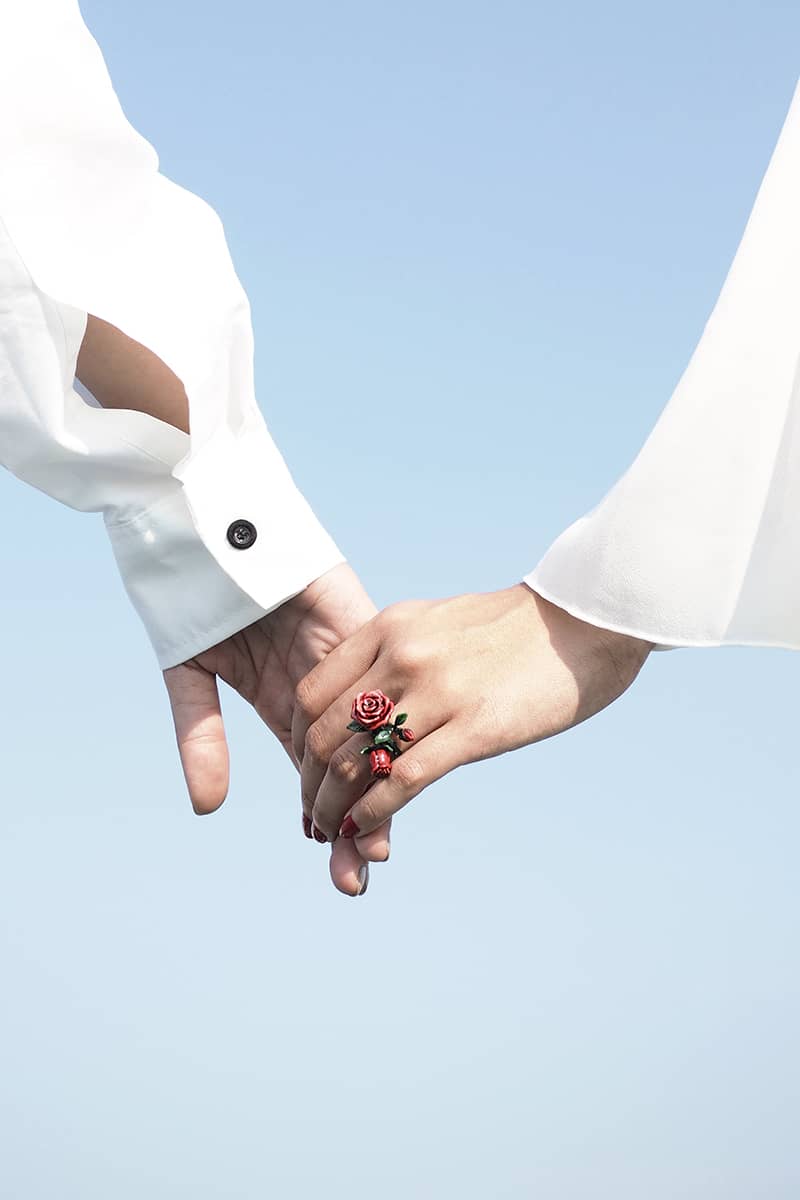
[1,2,799,1196]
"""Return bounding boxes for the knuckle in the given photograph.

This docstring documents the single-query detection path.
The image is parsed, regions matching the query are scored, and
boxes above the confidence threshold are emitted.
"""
[372,607,393,636]
[329,747,363,787]
[390,639,427,676]
[293,676,319,723]
[355,793,380,828]
[374,599,419,637]
[391,753,426,793]
[303,720,329,765]
[379,600,411,627]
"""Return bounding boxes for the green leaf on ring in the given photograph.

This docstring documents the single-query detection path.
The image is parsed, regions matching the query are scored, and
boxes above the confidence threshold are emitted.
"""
[373,729,393,746]
[347,721,366,732]
[360,746,373,756]
[394,713,408,726]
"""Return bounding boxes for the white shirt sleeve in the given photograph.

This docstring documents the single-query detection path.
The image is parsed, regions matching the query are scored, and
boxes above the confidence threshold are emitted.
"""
[0,0,343,669]
[526,79,800,652]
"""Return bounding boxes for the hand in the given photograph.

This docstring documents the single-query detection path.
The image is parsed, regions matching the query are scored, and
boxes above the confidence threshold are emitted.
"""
[292,585,652,841]
[78,319,383,893]
[162,564,390,896]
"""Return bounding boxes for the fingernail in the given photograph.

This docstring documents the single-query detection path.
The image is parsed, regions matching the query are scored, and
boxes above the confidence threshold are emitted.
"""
[312,824,327,844]
[302,816,313,840]
[356,865,369,896]
[340,813,360,839]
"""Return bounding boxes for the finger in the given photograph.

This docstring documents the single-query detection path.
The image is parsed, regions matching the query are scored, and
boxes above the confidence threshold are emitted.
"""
[314,815,391,860]
[291,619,382,766]
[337,724,467,837]
[312,696,440,841]
[316,814,392,861]
[163,663,229,815]
[300,667,391,832]
[355,818,392,863]
[329,836,370,897]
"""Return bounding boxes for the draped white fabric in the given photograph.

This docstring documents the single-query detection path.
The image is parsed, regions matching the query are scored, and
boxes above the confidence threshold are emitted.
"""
[528,80,800,651]
[4,1,798,662]
[0,0,342,668]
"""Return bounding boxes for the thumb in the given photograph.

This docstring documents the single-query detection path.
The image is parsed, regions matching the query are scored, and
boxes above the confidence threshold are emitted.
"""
[163,662,229,814]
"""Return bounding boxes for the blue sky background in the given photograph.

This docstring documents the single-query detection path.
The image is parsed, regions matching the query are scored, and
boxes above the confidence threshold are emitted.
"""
[1,1,799,1196]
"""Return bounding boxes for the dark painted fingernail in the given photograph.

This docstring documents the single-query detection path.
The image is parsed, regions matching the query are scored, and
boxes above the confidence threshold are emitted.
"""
[312,824,328,844]
[340,813,360,839]
[302,816,313,840]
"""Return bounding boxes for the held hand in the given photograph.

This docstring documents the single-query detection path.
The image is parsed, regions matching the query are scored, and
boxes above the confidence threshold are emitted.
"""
[162,564,389,896]
[293,585,652,841]
[79,319,384,892]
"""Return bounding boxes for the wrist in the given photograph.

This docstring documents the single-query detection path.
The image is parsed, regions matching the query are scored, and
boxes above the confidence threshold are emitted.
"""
[594,624,653,688]
[521,584,651,711]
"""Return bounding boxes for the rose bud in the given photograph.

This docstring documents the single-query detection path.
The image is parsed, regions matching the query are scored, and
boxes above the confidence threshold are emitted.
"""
[351,689,395,730]
[369,748,393,778]
[398,728,416,743]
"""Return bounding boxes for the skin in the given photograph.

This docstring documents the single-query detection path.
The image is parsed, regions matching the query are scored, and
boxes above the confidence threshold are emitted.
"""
[163,562,394,892]
[77,316,191,433]
[76,315,386,896]
[292,586,653,842]
[77,314,652,893]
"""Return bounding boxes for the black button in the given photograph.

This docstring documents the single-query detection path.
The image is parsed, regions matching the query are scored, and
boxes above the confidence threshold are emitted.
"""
[226,519,257,550]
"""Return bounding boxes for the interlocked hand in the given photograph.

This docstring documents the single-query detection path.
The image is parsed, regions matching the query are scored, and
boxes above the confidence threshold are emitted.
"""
[293,585,652,842]
[163,564,389,896]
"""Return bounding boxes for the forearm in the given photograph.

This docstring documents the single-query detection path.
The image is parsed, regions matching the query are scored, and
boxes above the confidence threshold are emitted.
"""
[77,316,190,434]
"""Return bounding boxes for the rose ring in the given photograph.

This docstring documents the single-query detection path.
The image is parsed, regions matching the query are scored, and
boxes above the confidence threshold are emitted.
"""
[347,689,415,778]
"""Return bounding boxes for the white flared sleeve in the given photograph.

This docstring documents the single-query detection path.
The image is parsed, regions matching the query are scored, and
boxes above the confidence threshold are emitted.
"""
[527,79,800,651]
[0,0,343,668]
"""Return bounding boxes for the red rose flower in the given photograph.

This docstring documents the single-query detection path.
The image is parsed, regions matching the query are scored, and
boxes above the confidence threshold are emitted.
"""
[398,728,416,743]
[369,748,393,777]
[352,689,395,730]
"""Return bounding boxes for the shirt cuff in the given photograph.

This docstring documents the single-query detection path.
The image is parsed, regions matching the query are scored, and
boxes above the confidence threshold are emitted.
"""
[105,421,344,669]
